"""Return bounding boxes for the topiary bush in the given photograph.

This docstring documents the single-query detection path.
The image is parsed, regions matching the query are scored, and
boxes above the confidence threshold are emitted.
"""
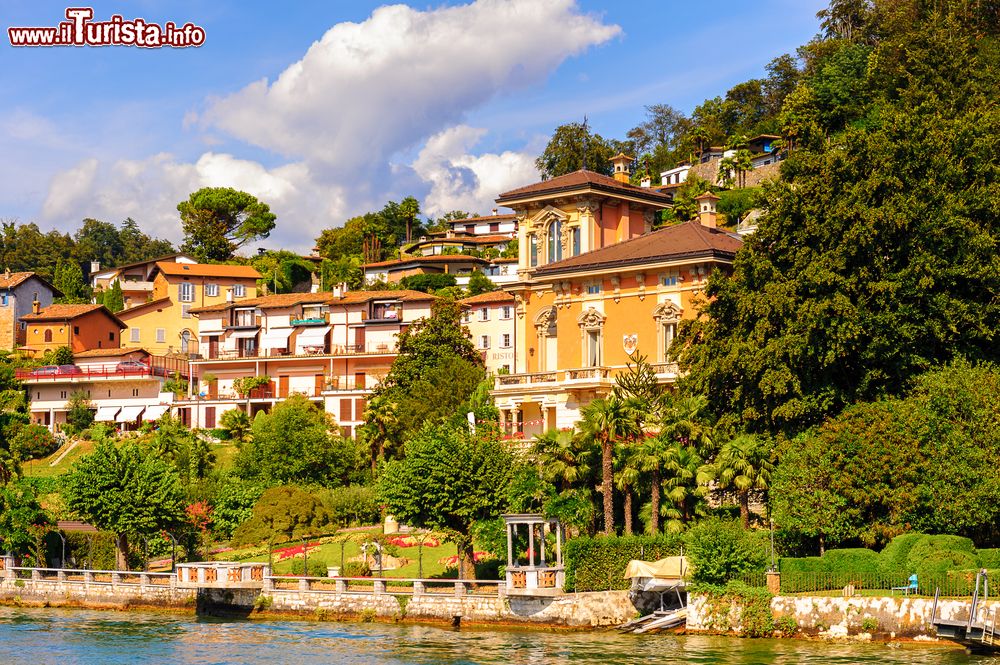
[905,535,978,579]
[822,548,883,574]
[977,549,1000,569]
[564,534,683,592]
[879,533,926,571]
[685,519,769,585]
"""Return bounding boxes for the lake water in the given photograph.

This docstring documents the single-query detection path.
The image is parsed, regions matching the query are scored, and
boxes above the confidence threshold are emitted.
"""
[0,606,995,664]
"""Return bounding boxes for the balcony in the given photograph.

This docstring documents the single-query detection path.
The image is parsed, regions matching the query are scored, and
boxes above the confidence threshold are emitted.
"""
[191,343,399,363]
[290,316,328,326]
[16,356,190,382]
[493,363,680,394]
[225,314,261,329]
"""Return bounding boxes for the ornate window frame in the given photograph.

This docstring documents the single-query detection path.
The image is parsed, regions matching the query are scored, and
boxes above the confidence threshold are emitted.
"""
[653,300,683,362]
[577,306,606,367]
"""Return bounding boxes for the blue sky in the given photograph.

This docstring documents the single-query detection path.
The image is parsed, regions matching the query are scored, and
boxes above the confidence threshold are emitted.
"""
[1,0,827,252]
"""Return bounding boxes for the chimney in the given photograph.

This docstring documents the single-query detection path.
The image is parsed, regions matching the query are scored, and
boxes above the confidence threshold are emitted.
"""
[32,298,40,315]
[640,177,652,188]
[226,288,234,303]
[610,153,634,184]
[3,267,9,280]
[694,192,721,229]
[492,208,498,216]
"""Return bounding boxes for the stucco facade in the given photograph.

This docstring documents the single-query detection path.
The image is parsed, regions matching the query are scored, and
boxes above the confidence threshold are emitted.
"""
[118,262,260,355]
[460,291,517,376]
[176,289,435,437]
[0,272,59,350]
[21,304,126,357]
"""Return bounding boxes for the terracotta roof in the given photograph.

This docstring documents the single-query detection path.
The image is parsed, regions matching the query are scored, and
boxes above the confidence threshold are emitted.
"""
[460,290,515,305]
[0,271,39,289]
[363,255,490,269]
[95,253,194,276]
[74,347,151,358]
[0,271,62,296]
[532,221,743,276]
[21,303,127,328]
[153,262,261,279]
[492,257,518,263]
[449,213,517,224]
[496,169,671,206]
[411,234,514,246]
[117,297,172,318]
[189,289,436,315]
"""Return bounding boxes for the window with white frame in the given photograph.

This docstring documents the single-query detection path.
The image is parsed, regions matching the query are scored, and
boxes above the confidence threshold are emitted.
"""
[130,328,140,343]
[205,283,219,297]
[232,284,246,297]
[501,333,511,348]
[585,330,602,366]
[178,282,195,302]
[478,307,489,321]
[500,306,512,320]
[479,335,490,349]
[156,328,166,343]
[585,282,601,295]
[462,310,471,323]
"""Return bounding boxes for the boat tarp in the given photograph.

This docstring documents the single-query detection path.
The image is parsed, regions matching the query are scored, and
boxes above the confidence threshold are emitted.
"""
[624,556,690,580]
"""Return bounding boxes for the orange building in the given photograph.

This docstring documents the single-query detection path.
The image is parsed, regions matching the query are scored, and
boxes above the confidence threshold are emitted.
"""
[493,166,742,438]
[20,304,127,357]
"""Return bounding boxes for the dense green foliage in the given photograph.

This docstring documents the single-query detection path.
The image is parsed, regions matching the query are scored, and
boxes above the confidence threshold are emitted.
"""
[772,362,1000,549]
[63,439,186,567]
[235,395,358,486]
[11,424,57,461]
[177,187,277,261]
[315,197,427,264]
[210,474,265,539]
[0,218,172,283]
[230,486,331,547]
[378,422,513,579]
[63,390,94,435]
[466,270,496,297]
[362,299,484,469]
[398,273,456,293]
[677,1,1000,435]
[52,260,91,303]
[0,480,48,557]
[685,518,770,585]
[251,250,313,294]
[563,534,682,592]
[101,280,124,313]
[316,485,380,528]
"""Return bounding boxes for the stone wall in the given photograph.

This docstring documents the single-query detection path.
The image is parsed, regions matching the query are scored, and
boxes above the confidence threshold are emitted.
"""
[259,588,637,628]
[0,576,196,610]
[688,158,782,189]
[687,592,996,639]
[0,573,637,628]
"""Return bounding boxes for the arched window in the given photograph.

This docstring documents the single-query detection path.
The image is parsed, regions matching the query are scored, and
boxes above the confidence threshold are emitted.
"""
[547,220,563,263]
[180,330,191,354]
[529,234,538,267]
[43,329,52,343]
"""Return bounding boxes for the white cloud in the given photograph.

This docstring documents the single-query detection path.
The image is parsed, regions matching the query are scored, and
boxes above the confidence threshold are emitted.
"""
[35,0,619,251]
[40,153,345,250]
[412,125,539,216]
[199,0,619,171]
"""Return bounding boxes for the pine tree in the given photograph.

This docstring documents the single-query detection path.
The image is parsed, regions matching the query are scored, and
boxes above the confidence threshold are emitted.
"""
[104,280,125,313]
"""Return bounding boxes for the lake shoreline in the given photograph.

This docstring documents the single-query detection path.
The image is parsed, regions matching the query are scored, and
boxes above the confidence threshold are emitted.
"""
[0,594,967,650]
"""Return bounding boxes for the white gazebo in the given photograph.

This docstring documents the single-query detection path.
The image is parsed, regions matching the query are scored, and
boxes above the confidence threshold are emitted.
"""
[503,514,564,595]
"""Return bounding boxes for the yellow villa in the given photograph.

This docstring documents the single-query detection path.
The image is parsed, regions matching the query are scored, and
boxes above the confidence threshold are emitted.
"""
[117,261,261,355]
[492,163,742,438]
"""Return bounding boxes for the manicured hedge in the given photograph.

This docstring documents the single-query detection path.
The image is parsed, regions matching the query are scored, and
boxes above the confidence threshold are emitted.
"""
[778,556,826,574]
[564,534,682,592]
[820,548,884,574]
[978,549,1000,569]
[879,533,926,570]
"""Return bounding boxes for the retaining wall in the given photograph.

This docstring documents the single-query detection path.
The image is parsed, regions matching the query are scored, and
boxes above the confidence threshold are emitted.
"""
[687,593,996,639]
[0,574,637,627]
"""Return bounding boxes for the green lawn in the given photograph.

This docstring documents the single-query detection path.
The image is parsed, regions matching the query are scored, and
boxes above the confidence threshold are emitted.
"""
[226,528,464,579]
[22,439,96,478]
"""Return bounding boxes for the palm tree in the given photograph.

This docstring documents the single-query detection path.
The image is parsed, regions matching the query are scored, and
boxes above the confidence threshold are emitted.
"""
[662,442,709,532]
[579,396,637,535]
[632,433,668,533]
[530,429,592,492]
[359,394,400,479]
[701,434,774,528]
[614,441,641,535]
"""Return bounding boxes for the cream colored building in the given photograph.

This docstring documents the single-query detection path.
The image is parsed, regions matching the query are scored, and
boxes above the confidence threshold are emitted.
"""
[175,288,435,438]
[460,291,516,376]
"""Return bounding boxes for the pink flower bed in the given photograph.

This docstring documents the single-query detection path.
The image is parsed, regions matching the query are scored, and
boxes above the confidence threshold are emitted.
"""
[387,535,440,548]
[438,551,489,566]
[273,542,322,561]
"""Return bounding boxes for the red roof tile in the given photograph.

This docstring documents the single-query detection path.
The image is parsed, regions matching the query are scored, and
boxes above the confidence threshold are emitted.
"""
[153,262,261,279]
[363,255,490,269]
[496,169,671,205]
[21,303,126,328]
[532,221,743,276]
[460,290,515,305]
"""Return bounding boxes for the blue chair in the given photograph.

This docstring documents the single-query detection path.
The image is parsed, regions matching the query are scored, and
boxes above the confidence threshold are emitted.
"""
[892,574,918,596]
